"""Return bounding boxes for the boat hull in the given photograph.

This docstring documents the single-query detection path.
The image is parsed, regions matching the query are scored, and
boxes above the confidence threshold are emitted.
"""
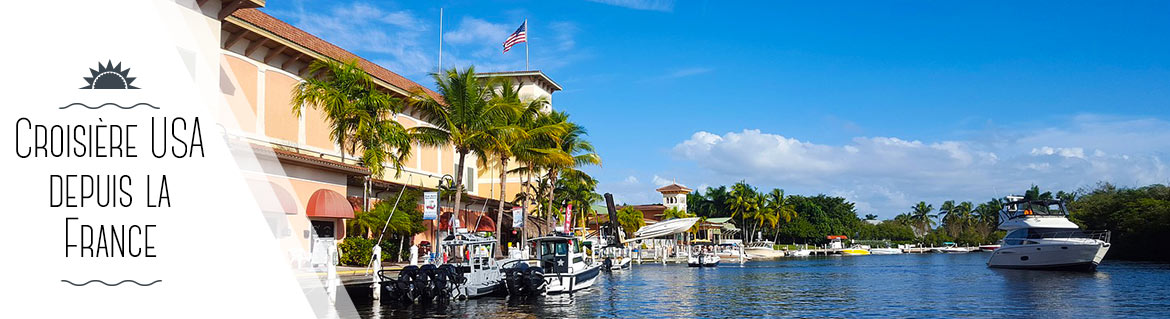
[744,248,785,259]
[841,249,870,256]
[687,255,720,267]
[789,250,812,257]
[987,242,1109,271]
[869,248,902,255]
[544,264,601,294]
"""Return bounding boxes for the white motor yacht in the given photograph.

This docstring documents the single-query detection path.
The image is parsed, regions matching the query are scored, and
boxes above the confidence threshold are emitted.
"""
[987,198,1110,271]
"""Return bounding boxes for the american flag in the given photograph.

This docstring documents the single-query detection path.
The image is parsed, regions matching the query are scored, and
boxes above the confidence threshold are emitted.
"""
[503,21,527,53]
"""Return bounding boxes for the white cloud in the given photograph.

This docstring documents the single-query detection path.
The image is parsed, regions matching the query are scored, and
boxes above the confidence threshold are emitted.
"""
[273,2,586,84]
[623,176,639,184]
[1031,146,1085,159]
[586,0,675,12]
[274,3,433,77]
[672,115,1170,218]
[652,175,674,187]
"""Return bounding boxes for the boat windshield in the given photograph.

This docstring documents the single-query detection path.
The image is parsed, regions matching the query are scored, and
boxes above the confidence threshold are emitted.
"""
[1003,200,1067,220]
[539,241,570,257]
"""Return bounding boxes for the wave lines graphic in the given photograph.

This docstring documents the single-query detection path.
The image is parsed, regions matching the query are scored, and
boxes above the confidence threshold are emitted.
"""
[60,102,159,110]
[61,279,162,286]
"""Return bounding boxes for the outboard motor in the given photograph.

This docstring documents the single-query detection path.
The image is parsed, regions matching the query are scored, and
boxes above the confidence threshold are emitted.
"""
[602,257,613,272]
[414,264,437,303]
[522,266,546,295]
[382,265,421,305]
[503,263,529,296]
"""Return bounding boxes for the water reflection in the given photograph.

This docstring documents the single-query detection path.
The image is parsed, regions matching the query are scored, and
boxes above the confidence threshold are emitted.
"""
[355,254,1169,318]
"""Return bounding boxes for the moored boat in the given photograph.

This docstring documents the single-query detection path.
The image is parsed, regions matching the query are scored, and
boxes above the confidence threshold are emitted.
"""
[869,247,903,255]
[987,198,1110,271]
[841,245,871,256]
[687,241,720,267]
[744,240,785,259]
[528,234,601,294]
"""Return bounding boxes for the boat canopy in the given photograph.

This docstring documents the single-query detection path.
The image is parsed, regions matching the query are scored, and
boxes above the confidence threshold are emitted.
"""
[827,235,848,240]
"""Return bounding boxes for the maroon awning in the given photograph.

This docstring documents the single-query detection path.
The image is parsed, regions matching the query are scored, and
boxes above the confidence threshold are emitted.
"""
[306,189,355,219]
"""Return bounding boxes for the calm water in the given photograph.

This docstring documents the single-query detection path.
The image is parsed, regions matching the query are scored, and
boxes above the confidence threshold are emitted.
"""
[351,253,1170,318]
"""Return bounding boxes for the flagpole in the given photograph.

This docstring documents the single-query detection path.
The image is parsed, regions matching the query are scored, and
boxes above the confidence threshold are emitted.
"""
[525,18,529,71]
[438,8,444,73]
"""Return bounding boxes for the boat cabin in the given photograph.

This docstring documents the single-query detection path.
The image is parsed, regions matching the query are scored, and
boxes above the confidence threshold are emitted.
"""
[529,235,589,274]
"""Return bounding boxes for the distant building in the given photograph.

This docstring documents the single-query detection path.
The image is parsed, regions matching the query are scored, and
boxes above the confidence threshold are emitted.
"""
[865,219,882,225]
[618,182,694,223]
[656,183,692,212]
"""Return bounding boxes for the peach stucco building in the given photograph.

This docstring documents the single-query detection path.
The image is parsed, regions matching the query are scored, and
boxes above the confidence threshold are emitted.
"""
[211,3,559,257]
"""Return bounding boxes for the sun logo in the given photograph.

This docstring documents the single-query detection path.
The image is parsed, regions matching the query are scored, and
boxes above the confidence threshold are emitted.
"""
[81,61,139,89]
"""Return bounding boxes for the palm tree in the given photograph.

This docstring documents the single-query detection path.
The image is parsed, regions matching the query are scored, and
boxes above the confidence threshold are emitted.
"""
[908,201,936,237]
[764,188,797,243]
[554,169,602,234]
[482,80,566,253]
[540,114,600,227]
[291,59,408,176]
[726,181,760,241]
[1023,185,1053,201]
[661,206,693,220]
[616,206,645,238]
[410,66,518,229]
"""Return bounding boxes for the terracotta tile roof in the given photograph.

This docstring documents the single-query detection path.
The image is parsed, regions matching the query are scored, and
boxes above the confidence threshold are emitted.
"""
[655,183,693,193]
[262,144,370,175]
[229,8,441,101]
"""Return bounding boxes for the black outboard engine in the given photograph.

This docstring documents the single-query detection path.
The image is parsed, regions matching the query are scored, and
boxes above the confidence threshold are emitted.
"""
[503,263,528,296]
[503,262,546,298]
[414,264,437,303]
[382,265,421,305]
[602,257,613,272]
[522,266,546,295]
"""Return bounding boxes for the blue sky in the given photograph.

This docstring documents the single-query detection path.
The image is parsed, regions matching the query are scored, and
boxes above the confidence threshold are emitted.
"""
[266,0,1170,218]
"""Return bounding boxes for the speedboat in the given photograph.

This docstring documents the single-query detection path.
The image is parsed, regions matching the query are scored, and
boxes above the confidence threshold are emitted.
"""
[841,245,871,256]
[987,198,1110,271]
[632,217,699,239]
[744,240,785,259]
[932,242,970,253]
[788,249,812,257]
[687,241,720,267]
[869,247,903,255]
[715,241,751,262]
[524,234,601,294]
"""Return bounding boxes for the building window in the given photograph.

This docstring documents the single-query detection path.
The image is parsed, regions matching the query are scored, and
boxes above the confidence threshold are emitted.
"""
[455,164,476,193]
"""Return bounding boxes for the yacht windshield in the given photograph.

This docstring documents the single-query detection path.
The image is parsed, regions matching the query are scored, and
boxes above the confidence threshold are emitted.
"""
[1003,200,1068,220]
